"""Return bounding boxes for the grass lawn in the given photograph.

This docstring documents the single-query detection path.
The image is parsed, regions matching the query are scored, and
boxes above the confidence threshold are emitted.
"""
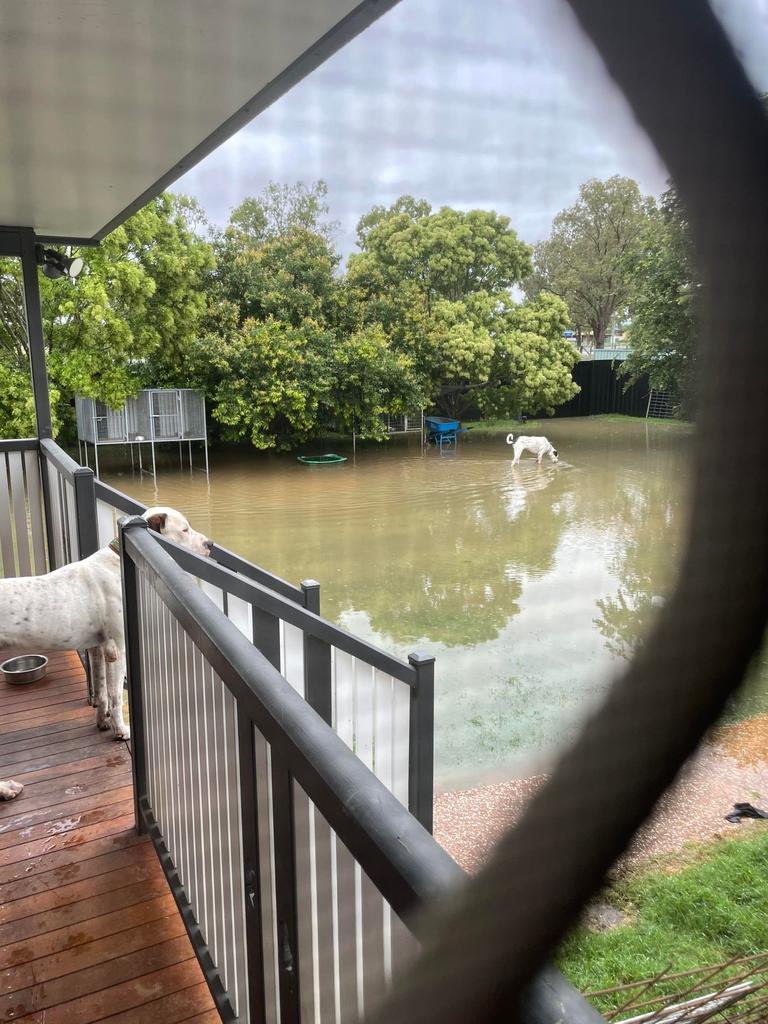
[558,830,768,1014]
[463,413,693,433]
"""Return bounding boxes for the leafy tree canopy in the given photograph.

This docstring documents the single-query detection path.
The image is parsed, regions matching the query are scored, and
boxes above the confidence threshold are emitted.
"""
[525,176,651,348]
[620,187,697,414]
[349,198,532,308]
[348,196,578,418]
[0,193,213,438]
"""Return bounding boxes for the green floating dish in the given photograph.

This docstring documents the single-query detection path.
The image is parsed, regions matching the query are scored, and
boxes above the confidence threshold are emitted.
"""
[297,453,348,465]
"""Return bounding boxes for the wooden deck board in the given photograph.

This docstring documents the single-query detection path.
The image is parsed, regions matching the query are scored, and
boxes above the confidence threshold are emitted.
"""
[0,650,216,1023]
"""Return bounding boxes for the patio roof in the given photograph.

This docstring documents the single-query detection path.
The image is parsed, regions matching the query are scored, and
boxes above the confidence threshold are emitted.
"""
[0,0,395,243]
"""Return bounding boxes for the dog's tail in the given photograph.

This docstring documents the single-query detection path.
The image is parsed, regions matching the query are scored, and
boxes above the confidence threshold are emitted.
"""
[506,432,515,446]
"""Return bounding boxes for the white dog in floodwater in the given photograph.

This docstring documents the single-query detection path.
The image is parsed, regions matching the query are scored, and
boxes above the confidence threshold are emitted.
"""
[506,433,559,466]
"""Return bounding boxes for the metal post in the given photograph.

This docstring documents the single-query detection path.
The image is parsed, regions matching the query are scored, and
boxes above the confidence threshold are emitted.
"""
[252,607,281,669]
[118,515,150,835]
[204,438,210,478]
[300,580,332,721]
[237,710,268,1024]
[72,466,99,558]
[38,446,57,571]
[20,230,57,566]
[271,764,301,1024]
[301,578,321,615]
[251,600,301,1023]
[19,229,52,440]
[151,440,157,483]
[94,442,100,479]
[408,651,435,833]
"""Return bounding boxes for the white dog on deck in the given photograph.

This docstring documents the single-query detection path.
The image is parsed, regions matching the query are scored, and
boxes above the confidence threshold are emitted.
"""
[0,508,211,762]
[506,433,560,466]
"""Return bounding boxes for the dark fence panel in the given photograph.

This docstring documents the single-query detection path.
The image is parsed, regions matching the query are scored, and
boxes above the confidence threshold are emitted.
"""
[547,360,650,419]
[454,360,651,423]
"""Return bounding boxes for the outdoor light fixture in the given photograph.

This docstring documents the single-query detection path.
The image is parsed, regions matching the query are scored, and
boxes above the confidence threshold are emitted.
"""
[35,245,84,280]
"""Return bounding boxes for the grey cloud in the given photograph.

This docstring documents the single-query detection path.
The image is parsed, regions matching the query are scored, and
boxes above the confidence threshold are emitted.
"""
[174,0,702,256]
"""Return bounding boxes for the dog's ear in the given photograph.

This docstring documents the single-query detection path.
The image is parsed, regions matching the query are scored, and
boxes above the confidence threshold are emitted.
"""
[145,513,167,534]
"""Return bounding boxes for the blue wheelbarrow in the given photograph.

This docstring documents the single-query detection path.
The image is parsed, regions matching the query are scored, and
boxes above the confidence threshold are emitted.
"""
[425,416,460,450]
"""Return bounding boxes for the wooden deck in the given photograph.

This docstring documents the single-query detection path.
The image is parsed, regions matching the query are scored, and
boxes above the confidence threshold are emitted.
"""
[0,650,217,1024]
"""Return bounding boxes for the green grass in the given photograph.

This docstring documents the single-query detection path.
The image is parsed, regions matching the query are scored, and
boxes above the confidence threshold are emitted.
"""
[463,413,693,433]
[590,413,693,428]
[462,417,551,434]
[558,831,768,1012]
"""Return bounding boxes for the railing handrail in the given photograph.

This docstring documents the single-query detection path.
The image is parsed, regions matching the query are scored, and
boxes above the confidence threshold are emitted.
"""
[155,532,418,686]
[94,476,305,603]
[40,436,90,484]
[122,517,599,1023]
[94,477,145,516]
[121,517,457,921]
[0,438,38,452]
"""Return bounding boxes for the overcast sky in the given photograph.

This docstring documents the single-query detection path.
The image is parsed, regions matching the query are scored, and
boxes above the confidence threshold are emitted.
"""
[174,0,768,256]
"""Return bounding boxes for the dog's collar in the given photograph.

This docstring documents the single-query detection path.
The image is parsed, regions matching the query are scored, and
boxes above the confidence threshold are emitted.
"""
[107,538,121,557]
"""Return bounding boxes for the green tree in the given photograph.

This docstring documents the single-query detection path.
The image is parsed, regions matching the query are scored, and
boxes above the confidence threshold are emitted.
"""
[215,225,341,329]
[476,292,580,419]
[227,180,338,245]
[349,199,532,310]
[526,176,650,348]
[0,194,214,438]
[322,324,424,438]
[184,183,421,449]
[348,197,578,417]
[620,187,697,415]
[185,316,333,450]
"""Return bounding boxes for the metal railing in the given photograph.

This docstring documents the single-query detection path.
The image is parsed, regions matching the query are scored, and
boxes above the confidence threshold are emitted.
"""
[95,475,435,830]
[0,439,47,577]
[39,437,99,567]
[153,533,434,831]
[94,477,306,604]
[120,515,600,1024]
[2,439,434,826]
[120,516,436,1023]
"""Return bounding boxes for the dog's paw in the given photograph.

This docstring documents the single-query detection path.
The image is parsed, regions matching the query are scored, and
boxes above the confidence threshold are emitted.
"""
[0,780,23,801]
[112,724,131,741]
[96,708,112,731]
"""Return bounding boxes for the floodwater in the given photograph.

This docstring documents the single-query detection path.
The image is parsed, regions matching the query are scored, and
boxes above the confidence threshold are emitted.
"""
[100,417,763,791]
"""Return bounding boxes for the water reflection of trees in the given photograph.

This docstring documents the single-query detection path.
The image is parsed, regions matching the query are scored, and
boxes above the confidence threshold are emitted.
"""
[337,462,570,646]
[593,473,685,660]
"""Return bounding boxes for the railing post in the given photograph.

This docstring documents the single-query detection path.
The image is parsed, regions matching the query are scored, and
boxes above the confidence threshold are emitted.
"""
[256,604,302,1023]
[301,580,332,725]
[271,764,302,1024]
[119,515,150,836]
[408,651,435,834]
[237,710,268,1024]
[252,607,281,671]
[73,465,99,557]
[37,446,57,571]
[19,229,52,440]
[301,578,320,615]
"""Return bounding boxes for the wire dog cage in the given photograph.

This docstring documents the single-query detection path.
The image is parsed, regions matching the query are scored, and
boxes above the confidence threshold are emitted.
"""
[75,388,209,480]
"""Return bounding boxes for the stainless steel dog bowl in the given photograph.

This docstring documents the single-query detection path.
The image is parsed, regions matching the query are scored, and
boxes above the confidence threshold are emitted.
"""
[1,654,48,684]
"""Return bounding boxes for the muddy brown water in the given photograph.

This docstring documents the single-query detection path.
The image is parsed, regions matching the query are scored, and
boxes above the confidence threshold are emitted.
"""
[100,417,768,791]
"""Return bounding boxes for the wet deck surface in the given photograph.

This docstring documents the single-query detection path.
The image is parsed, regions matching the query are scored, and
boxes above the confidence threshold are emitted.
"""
[0,650,217,1023]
